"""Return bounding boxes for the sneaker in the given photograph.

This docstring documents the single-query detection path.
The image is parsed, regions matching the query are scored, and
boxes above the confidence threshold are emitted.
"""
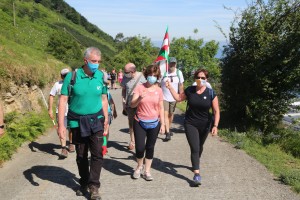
[89,186,101,200]
[76,185,88,196]
[164,133,171,141]
[60,148,68,159]
[133,166,143,179]
[193,174,201,186]
[68,144,75,153]
[143,172,154,181]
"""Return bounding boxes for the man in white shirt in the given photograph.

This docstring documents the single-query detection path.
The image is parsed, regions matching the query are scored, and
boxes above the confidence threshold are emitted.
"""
[160,57,184,141]
[121,63,147,150]
[48,68,74,158]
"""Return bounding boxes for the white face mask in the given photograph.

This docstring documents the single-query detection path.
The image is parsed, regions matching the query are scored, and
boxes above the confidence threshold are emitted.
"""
[201,79,207,86]
[196,79,207,87]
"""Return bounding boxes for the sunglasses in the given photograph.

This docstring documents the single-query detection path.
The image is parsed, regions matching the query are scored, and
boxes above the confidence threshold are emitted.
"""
[196,77,206,80]
[124,71,132,74]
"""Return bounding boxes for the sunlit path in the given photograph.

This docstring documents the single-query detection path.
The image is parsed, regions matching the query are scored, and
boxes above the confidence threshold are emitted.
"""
[0,89,299,200]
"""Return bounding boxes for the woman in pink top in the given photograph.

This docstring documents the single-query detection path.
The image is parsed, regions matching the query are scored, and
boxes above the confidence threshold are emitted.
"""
[130,63,165,181]
[117,69,123,84]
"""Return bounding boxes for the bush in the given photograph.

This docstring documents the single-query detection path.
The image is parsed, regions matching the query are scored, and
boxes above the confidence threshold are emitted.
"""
[280,132,300,158]
[0,111,50,165]
[280,169,300,193]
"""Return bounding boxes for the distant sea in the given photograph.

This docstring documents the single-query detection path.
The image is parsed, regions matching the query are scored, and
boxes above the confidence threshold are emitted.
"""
[152,40,227,59]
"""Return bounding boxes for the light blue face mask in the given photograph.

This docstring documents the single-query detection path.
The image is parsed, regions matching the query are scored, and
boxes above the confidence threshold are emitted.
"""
[200,79,207,86]
[147,76,157,85]
[87,62,99,73]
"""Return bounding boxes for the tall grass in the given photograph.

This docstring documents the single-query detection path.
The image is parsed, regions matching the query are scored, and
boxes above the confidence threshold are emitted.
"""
[0,109,52,166]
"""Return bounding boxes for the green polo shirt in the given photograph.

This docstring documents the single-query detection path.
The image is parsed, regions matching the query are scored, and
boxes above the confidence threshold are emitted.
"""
[61,68,107,128]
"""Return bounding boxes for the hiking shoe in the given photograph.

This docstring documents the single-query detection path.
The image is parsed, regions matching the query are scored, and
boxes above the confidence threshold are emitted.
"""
[89,186,101,200]
[76,185,88,196]
[143,172,154,181]
[60,148,68,159]
[193,174,201,186]
[68,144,75,153]
[133,166,143,179]
[164,133,171,141]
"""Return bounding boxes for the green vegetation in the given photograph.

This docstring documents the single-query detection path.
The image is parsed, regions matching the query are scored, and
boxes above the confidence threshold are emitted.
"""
[0,0,117,89]
[0,109,52,166]
[221,0,300,134]
[219,129,300,193]
[0,0,299,194]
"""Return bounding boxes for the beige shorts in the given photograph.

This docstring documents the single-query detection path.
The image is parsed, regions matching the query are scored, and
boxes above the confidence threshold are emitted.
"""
[126,107,137,128]
[163,100,177,114]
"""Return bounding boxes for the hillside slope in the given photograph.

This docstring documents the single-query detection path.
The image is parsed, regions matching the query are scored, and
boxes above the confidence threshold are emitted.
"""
[0,0,116,90]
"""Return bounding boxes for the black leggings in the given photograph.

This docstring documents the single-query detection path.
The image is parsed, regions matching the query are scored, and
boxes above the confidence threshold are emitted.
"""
[133,120,160,159]
[184,121,210,171]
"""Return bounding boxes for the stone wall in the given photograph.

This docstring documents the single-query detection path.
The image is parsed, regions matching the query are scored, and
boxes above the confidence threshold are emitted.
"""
[2,82,51,114]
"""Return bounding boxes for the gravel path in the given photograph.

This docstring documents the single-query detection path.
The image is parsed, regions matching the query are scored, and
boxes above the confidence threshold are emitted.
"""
[0,89,299,200]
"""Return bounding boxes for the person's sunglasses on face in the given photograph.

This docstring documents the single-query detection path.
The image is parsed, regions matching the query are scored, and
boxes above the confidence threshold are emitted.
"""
[196,76,206,80]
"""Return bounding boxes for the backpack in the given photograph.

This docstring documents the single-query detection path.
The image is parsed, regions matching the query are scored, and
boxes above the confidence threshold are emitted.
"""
[68,69,77,104]
[163,69,182,83]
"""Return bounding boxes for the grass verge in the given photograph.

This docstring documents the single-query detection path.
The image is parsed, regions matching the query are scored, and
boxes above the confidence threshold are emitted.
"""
[219,129,300,193]
[0,109,52,166]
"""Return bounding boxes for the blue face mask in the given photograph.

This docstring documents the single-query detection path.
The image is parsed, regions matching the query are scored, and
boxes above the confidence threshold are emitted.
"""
[147,76,157,85]
[87,62,99,73]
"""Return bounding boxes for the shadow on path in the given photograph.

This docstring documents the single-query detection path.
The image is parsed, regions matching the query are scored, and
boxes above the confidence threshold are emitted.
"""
[28,142,61,157]
[152,158,196,187]
[119,128,129,134]
[103,140,135,176]
[103,158,133,176]
[23,165,79,191]
[108,140,135,156]
[171,113,185,134]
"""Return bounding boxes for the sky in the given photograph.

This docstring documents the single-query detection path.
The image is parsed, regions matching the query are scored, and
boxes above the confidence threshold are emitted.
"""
[64,0,249,45]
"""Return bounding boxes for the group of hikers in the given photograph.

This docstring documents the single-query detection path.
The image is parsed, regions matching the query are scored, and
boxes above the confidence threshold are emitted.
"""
[48,46,220,200]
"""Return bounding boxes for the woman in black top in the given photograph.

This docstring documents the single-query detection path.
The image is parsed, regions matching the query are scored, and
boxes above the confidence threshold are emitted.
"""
[165,68,220,186]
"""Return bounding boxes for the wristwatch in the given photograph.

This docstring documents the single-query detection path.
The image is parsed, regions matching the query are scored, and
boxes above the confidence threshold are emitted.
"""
[0,125,4,129]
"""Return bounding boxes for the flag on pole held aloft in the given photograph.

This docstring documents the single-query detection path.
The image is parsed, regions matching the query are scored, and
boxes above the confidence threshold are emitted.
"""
[155,27,169,75]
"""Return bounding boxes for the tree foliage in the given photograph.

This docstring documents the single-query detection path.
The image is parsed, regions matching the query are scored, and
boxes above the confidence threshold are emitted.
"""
[221,0,300,134]
[47,31,82,65]
[170,37,220,84]
[109,35,158,71]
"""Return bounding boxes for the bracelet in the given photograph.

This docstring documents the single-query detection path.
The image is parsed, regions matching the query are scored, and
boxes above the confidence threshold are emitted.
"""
[213,125,218,128]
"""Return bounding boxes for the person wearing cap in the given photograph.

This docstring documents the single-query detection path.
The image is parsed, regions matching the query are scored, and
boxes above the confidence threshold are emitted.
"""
[48,68,74,158]
[160,57,184,141]
[58,47,109,200]
[121,63,147,150]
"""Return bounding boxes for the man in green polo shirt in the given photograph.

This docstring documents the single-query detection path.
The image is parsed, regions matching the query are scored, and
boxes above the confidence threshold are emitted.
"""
[58,47,108,200]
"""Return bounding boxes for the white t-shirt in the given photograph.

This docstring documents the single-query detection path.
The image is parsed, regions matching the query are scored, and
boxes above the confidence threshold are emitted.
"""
[49,80,68,116]
[160,69,184,102]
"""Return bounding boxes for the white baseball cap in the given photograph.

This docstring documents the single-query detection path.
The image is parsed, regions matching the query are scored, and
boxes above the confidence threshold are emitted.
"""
[60,68,70,75]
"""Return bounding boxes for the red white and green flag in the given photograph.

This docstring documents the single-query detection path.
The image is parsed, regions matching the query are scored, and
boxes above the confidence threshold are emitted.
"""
[155,27,169,74]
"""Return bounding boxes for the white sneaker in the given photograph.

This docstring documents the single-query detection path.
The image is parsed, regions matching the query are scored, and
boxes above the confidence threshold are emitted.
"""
[133,166,143,179]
